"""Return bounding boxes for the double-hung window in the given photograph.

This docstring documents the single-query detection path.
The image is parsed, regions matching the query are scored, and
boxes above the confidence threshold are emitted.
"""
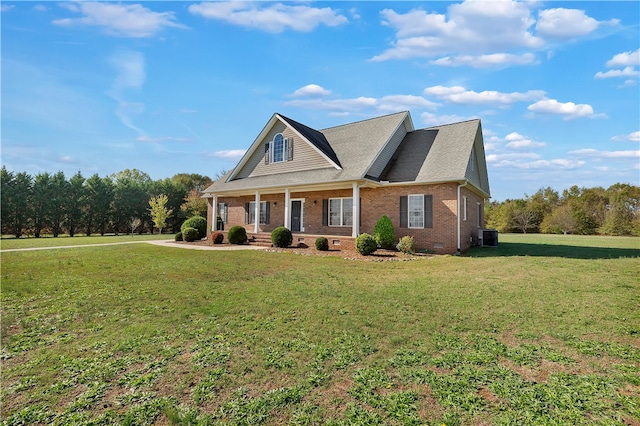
[247,201,269,224]
[408,194,424,228]
[400,194,433,229]
[329,198,352,226]
[217,202,228,223]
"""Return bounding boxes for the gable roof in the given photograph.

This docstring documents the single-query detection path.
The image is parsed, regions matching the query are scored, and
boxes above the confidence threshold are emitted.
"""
[278,114,341,168]
[204,112,490,197]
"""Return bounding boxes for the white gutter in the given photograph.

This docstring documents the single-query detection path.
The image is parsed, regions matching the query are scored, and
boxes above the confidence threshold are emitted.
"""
[457,180,468,254]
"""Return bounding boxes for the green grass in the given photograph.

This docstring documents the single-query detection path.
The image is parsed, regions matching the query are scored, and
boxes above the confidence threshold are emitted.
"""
[2,234,638,425]
[0,233,172,250]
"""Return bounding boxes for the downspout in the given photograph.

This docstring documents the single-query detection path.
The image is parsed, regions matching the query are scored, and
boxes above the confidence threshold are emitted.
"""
[457,180,468,254]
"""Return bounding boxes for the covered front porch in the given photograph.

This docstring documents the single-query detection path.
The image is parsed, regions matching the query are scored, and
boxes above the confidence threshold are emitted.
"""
[207,181,368,240]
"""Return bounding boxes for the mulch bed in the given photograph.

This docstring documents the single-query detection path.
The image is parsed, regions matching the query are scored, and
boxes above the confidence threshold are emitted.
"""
[175,239,434,261]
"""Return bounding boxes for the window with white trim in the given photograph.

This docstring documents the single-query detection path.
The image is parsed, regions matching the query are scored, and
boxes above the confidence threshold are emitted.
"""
[265,133,293,164]
[217,202,228,223]
[329,197,352,226]
[463,196,468,221]
[408,194,424,228]
[248,201,269,224]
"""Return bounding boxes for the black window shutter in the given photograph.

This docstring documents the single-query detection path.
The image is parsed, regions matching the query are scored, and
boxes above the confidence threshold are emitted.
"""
[264,142,270,165]
[322,199,328,226]
[244,202,249,224]
[223,204,228,223]
[359,198,362,227]
[399,196,408,228]
[424,195,433,228]
[265,202,270,224]
[287,138,294,161]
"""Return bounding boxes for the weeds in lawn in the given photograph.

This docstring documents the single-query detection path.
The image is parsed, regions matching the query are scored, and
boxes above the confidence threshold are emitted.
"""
[2,235,638,424]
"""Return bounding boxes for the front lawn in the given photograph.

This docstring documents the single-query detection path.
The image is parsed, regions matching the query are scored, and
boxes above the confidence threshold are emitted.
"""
[2,235,638,424]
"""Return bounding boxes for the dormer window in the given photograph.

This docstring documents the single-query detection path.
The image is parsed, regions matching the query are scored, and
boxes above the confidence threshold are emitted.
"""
[264,133,294,164]
[273,134,287,163]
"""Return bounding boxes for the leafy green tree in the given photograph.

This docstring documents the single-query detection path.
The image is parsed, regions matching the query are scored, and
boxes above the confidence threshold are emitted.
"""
[150,177,186,233]
[148,194,173,234]
[180,189,207,218]
[1,167,32,238]
[171,173,213,193]
[599,183,640,236]
[541,204,577,235]
[65,171,86,237]
[85,174,114,236]
[49,171,68,237]
[31,172,53,238]
[111,169,151,234]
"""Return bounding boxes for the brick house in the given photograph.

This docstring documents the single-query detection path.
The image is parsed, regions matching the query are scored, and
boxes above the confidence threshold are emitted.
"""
[202,111,490,254]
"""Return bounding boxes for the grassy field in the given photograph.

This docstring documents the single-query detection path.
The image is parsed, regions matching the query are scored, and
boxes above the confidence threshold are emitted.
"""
[1,234,639,425]
[0,233,171,250]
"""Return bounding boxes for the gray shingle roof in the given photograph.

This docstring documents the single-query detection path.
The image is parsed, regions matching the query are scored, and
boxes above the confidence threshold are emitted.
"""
[278,114,341,168]
[203,112,490,197]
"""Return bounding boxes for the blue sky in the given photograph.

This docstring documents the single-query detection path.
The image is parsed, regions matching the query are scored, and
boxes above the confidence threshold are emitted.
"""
[1,1,638,201]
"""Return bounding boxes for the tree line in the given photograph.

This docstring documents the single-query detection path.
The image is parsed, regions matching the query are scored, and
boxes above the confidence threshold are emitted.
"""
[1,167,213,238]
[485,183,640,236]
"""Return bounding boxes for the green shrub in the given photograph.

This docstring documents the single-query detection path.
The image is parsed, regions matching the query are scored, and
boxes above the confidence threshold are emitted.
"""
[271,226,293,248]
[373,215,396,249]
[181,215,207,240]
[182,227,199,242]
[211,232,224,244]
[175,232,183,242]
[315,237,329,251]
[396,235,415,254]
[228,225,247,245]
[356,233,377,256]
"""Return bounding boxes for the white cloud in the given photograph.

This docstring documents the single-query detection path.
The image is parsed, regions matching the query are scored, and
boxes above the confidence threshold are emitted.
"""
[33,5,47,12]
[569,149,640,159]
[595,49,640,81]
[431,53,537,68]
[285,96,377,113]
[420,112,477,126]
[424,85,545,107]
[504,132,546,149]
[486,152,541,162]
[606,49,640,67]
[629,131,640,142]
[188,2,348,33]
[209,149,247,160]
[291,84,331,98]
[377,95,439,111]
[1,5,14,12]
[490,157,585,170]
[108,50,146,135]
[371,2,615,67]
[594,66,640,79]
[527,99,598,120]
[52,2,186,38]
[535,8,599,39]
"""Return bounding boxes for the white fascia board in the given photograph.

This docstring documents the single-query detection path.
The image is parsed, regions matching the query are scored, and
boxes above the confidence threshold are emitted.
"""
[275,114,342,170]
[226,113,280,182]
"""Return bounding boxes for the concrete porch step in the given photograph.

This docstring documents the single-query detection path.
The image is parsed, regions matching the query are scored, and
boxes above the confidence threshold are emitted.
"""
[247,234,273,247]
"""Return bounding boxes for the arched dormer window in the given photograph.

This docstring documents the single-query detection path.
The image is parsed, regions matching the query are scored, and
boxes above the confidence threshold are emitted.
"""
[273,133,286,163]
[264,133,293,165]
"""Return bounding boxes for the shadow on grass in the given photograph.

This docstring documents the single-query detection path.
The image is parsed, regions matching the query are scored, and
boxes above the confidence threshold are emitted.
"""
[467,242,640,260]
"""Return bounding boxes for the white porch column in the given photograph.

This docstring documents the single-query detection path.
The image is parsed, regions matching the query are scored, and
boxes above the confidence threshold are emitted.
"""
[254,191,260,234]
[352,183,360,237]
[211,194,218,232]
[284,188,291,229]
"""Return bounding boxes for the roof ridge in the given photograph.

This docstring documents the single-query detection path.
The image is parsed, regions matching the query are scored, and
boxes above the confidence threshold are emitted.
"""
[423,118,480,130]
[319,110,409,132]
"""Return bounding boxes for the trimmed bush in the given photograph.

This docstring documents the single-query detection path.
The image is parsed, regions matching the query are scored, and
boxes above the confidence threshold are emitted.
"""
[181,215,207,240]
[211,231,224,244]
[175,232,183,242]
[315,237,329,251]
[373,215,396,249]
[182,227,199,243]
[396,235,415,254]
[228,225,247,245]
[271,226,293,248]
[356,233,377,256]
